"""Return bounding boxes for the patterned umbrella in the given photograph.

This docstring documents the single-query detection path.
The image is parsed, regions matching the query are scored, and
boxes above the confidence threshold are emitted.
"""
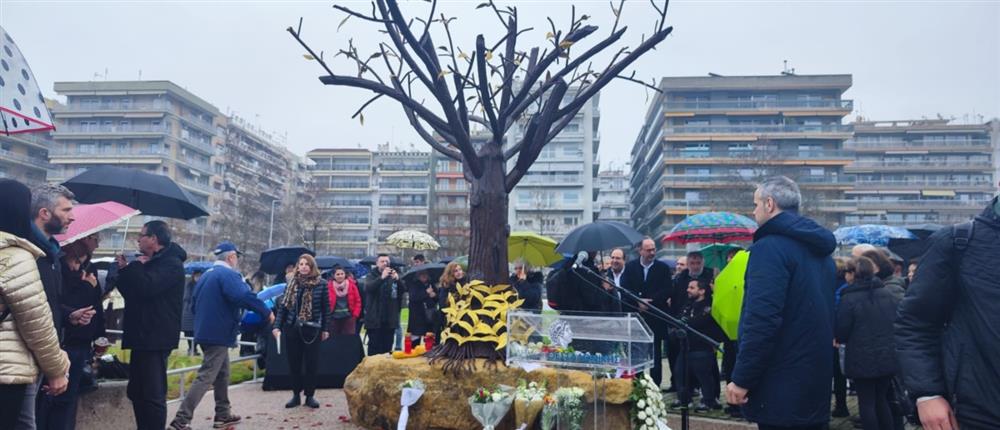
[386,230,440,251]
[0,27,55,135]
[662,212,758,244]
[833,224,916,246]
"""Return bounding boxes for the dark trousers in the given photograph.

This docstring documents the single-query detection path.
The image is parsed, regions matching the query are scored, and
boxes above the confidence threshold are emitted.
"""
[36,346,90,430]
[855,377,893,430]
[758,425,826,430]
[721,340,738,382]
[832,348,848,412]
[646,331,665,387]
[127,349,171,430]
[674,350,720,406]
[366,327,395,356]
[0,384,27,430]
[666,334,680,389]
[285,328,321,397]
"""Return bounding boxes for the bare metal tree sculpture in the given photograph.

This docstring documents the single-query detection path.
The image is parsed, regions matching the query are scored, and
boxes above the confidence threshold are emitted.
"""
[289,0,671,369]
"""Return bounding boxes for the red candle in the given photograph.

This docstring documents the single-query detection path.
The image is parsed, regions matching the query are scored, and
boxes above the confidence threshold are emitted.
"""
[404,334,412,354]
[424,333,434,350]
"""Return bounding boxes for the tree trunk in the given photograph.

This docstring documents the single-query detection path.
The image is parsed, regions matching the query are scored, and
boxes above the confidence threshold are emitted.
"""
[467,146,510,285]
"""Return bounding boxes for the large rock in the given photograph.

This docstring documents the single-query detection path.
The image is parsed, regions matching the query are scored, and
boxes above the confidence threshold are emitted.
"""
[344,355,634,430]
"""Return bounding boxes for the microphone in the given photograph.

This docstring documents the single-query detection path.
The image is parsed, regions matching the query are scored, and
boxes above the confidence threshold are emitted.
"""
[571,251,588,269]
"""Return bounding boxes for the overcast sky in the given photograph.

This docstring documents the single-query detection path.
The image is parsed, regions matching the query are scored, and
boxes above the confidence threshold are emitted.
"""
[4,1,998,170]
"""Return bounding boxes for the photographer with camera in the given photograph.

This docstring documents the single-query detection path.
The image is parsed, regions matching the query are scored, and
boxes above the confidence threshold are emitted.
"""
[271,254,329,409]
[363,254,402,356]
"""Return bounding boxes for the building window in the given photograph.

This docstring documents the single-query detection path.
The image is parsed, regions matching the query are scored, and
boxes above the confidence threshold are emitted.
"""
[562,191,580,204]
[563,216,577,226]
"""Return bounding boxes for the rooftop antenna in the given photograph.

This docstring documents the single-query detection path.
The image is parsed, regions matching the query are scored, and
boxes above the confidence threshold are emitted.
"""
[781,60,796,76]
[138,69,142,80]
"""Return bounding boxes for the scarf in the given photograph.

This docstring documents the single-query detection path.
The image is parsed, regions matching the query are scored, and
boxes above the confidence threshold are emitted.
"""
[283,273,319,322]
[332,279,349,298]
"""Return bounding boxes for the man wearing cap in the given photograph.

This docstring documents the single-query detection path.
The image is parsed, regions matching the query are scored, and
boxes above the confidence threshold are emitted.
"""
[168,242,274,430]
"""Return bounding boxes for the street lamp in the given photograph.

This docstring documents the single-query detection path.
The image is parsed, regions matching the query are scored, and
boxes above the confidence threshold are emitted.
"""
[269,199,281,248]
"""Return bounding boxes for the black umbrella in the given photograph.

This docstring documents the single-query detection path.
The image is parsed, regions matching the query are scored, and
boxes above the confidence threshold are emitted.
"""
[402,263,446,283]
[259,246,314,275]
[888,238,932,262]
[555,221,644,254]
[903,223,945,240]
[315,255,352,270]
[62,166,209,219]
[359,255,406,268]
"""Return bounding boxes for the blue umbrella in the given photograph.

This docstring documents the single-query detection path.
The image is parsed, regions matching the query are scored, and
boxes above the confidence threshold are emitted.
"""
[833,225,916,246]
[184,261,213,275]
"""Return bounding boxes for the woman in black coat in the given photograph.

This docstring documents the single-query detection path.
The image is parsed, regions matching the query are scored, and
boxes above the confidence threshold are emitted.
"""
[405,270,436,345]
[272,254,329,409]
[509,262,543,311]
[836,256,901,430]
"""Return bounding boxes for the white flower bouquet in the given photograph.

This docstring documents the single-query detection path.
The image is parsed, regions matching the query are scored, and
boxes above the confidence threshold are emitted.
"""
[468,385,514,430]
[513,379,547,430]
[398,379,426,430]
[539,394,558,430]
[630,374,671,430]
[555,387,586,430]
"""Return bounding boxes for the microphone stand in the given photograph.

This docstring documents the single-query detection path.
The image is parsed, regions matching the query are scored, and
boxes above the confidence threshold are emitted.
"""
[569,266,720,430]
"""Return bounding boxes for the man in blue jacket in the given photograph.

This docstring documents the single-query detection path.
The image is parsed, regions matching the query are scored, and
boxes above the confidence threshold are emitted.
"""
[168,242,273,430]
[726,176,837,430]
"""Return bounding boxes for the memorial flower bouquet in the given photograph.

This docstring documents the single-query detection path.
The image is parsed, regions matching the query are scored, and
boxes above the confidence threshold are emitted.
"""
[468,385,514,430]
[629,373,670,430]
[540,394,558,430]
[398,379,426,430]
[513,379,547,430]
[555,387,586,430]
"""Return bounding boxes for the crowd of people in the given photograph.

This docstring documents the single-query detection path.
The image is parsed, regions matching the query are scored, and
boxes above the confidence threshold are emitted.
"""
[1,173,997,430]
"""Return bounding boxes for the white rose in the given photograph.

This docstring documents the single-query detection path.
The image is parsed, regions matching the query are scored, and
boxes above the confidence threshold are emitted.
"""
[637,399,646,409]
[492,392,504,402]
[638,411,647,420]
[646,417,653,426]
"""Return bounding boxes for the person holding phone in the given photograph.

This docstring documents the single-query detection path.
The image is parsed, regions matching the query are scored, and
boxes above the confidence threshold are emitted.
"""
[272,254,329,409]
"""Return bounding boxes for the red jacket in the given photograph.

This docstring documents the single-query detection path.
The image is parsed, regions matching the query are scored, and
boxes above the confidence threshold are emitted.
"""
[327,278,362,319]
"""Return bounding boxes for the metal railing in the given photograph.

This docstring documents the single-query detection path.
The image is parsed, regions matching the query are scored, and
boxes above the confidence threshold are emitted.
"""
[56,124,169,134]
[666,99,853,111]
[0,149,52,168]
[847,160,994,169]
[845,139,992,149]
[104,330,261,403]
[667,124,852,134]
[57,101,172,112]
[662,149,854,159]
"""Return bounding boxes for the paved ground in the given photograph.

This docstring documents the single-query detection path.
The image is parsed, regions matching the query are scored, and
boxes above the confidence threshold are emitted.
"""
[166,382,362,430]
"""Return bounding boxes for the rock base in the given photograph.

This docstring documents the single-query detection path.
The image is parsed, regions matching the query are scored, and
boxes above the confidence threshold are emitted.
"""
[344,355,635,429]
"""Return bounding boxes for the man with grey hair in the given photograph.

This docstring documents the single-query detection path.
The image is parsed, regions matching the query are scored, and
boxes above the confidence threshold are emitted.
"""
[851,243,877,258]
[17,184,80,430]
[726,176,837,429]
[168,242,273,430]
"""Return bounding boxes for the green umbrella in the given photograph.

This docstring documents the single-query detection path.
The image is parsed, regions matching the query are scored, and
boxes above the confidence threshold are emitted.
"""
[711,250,749,341]
[508,232,563,267]
[699,243,745,270]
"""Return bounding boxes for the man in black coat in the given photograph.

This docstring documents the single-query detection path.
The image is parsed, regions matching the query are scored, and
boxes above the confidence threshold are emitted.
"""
[668,250,714,392]
[621,238,673,388]
[115,220,187,430]
[363,254,403,355]
[20,184,80,429]
[895,192,1000,430]
[727,177,837,429]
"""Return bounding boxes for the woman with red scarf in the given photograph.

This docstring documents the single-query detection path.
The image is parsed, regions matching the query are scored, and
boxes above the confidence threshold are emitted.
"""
[326,266,361,335]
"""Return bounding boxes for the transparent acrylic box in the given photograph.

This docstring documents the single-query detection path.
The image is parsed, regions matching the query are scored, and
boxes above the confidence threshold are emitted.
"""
[505,310,654,373]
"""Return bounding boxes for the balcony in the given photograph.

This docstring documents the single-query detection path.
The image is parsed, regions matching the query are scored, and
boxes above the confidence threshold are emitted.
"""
[0,149,52,170]
[331,218,371,225]
[55,100,172,113]
[853,179,995,189]
[179,114,216,135]
[666,99,853,112]
[667,124,852,136]
[378,202,429,208]
[50,147,169,158]
[177,134,215,155]
[178,156,213,173]
[324,200,372,207]
[663,149,854,163]
[53,124,169,135]
[518,175,582,186]
[177,177,213,194]
[845,139,992,152]
[851,199,992,211]
[660,174,856,187]
[846,160,994,172]
[6,131,52,149]
[329,182,371,190]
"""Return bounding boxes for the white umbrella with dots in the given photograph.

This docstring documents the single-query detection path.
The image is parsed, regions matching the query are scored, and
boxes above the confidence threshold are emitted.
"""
[0,26,55,135]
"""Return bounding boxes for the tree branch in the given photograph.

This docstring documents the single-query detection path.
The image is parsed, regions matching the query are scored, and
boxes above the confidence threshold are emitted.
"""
[505,80,568,191]
[475,35,500,136]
